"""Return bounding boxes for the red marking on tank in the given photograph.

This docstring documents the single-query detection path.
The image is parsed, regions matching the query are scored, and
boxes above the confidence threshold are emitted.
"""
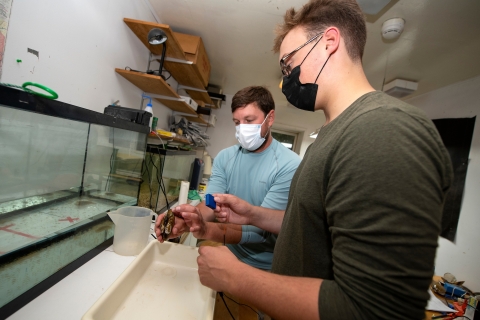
[0,224,39,239]
[59,217,79,223]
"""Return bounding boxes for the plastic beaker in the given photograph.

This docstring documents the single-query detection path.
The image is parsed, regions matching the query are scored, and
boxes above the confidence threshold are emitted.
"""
[108,206,153,256]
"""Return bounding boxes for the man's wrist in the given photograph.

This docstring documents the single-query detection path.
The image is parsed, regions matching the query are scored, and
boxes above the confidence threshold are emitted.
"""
[198,202,215,222]
[200,222,215,240]
[247,204,259,226]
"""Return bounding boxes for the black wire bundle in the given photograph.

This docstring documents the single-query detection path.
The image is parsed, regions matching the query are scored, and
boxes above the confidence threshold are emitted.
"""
[158,149,169,210]
[147,149,170,212]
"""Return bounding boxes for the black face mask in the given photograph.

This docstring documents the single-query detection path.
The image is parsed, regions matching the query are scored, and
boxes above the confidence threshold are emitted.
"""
[282,52,331,112]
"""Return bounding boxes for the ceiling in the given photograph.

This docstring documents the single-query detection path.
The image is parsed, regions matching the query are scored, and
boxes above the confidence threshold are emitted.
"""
[149,0,480,111]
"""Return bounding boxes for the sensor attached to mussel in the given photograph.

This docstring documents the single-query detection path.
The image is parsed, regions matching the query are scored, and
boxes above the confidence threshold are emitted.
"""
[205,194,216,210]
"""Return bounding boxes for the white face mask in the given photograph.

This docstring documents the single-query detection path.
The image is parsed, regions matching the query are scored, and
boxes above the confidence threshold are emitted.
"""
[235,113,271,151]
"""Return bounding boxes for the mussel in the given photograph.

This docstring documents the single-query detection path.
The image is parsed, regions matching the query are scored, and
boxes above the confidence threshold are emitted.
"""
[160,209,175,240]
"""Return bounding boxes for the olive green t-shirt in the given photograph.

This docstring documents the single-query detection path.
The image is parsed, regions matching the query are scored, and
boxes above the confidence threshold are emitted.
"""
[271,91,453,319]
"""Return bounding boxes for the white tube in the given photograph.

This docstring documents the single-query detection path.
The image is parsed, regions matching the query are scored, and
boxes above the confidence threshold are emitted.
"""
[178,181,190,205]
[203,155,212,176]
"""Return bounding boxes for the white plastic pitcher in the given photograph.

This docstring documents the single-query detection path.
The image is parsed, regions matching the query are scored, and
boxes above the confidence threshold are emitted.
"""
[108,206,153,256]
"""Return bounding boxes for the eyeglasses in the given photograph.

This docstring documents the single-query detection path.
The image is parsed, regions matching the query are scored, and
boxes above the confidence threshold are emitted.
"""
[279,33,323,76]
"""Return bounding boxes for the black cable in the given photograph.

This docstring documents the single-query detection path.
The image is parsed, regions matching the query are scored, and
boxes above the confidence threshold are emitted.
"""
[219,292,235,320]
[154,149,170,210]
[223,293,260,317]
[147,147,171,213]
[140,157,148,177]
[158,148,170,210]
[163,69,172,80]
[149,152,164,210]
[148,152,160,210]
[148,150,168,212]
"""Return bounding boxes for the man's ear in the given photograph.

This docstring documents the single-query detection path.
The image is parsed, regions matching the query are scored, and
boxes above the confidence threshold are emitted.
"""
[323,27,340,54]
[268,110,275,126]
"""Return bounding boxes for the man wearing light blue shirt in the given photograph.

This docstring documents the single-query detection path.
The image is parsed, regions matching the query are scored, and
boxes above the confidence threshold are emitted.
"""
[156,86,300,270]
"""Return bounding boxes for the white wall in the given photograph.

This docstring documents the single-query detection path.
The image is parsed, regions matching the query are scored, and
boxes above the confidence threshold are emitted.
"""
[1,0,174,130]
[204,94,236,158]
[405,75,480,291]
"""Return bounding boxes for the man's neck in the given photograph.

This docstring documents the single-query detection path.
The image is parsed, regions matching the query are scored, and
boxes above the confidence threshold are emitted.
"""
[322,64,375,126]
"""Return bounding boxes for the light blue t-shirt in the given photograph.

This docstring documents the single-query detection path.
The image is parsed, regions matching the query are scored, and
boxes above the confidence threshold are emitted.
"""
[206,139,301,270]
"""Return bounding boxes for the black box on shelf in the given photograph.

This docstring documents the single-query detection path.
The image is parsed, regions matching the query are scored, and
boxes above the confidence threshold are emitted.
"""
[104,105,151,127]
[196,106,211,116]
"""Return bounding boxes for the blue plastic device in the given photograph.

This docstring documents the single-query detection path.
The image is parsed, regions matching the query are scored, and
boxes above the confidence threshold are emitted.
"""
[205,194,216,210]
[443,282,467,299]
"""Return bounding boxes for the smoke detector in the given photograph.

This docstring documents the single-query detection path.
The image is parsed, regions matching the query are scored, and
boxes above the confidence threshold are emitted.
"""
[383,79,418,98]
[381,18,405,40]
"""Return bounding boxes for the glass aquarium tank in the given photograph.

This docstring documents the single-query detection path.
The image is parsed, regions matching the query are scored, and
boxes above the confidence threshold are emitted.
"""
[139,145,196,213]
[0,85,148,312]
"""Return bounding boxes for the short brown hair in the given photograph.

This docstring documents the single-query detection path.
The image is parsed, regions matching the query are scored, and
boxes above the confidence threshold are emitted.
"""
[273,0,366,62]
[231,86,275,116]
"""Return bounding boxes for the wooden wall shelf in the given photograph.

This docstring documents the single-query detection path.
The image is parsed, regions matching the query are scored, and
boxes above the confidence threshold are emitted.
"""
[123,18,186,60]
[115,69,209,126]
[115,69,177,97]
[184,115,210,126]
[184,89,213,106]
[148,133,192,145]
[115,69,194,118]
[123,18,213,106]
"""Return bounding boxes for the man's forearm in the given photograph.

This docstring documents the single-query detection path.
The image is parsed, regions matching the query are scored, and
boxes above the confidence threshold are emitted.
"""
[197,201,215,221]
[249,206,284,234]
[202,222,242,244]
[228,263,322,320]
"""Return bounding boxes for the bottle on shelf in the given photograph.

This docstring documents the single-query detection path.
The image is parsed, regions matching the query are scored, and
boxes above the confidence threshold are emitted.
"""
[142,94,154,131]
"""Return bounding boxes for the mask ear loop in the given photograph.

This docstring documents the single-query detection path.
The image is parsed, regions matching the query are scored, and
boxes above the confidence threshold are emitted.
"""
[299,35,323,66]
[314,54,331,83]
[261,111,272,139]
[261,111,272,125]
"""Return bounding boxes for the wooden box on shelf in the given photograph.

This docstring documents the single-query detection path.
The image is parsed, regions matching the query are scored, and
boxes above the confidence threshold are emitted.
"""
[174,32,211,87]
[122,18,214,106]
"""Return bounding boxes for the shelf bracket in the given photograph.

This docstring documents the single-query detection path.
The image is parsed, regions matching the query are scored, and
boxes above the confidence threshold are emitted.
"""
[177,85,208,93]
[173,111,199,118]
[151,55,193,65]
